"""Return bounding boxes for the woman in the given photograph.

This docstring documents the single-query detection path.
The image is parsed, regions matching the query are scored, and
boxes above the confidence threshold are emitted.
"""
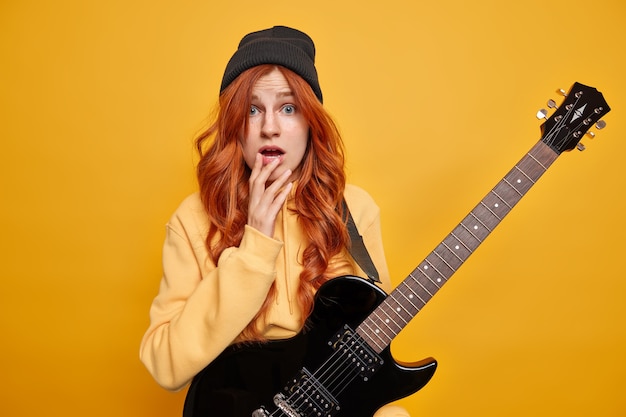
[140,26,412,417]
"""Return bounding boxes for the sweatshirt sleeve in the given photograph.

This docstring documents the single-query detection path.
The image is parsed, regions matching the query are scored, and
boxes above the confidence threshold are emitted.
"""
[139,196,283,391]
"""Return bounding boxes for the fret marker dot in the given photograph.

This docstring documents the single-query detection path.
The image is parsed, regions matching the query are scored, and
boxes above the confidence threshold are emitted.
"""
[423,265,429,270]
[385,319,390,323]
[396,307,402,312]
[473,225,478,230]
[455,245,460,250]
[437,278,442,283]
[517,179,522,183]
[494,203,499,208]
[409,294,414,299]
[375,329,380,333]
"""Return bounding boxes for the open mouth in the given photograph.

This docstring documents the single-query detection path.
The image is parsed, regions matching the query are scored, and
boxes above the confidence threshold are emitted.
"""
[260,147,285,164]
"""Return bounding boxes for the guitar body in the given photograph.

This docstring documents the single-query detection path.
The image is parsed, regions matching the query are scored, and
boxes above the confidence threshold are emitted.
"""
[183,275,437,417]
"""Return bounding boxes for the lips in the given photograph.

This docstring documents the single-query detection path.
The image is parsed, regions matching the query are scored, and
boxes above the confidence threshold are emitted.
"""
[259,146,285,164]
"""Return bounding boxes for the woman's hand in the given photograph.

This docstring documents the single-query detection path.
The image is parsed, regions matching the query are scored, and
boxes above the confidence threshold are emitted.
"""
[247,153,293,237]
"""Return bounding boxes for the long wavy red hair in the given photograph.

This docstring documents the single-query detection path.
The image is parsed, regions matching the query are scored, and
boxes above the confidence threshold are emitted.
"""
[195,65,350,340]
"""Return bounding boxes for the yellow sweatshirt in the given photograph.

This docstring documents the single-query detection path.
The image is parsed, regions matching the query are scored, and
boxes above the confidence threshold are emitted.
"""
[139,184,392,392]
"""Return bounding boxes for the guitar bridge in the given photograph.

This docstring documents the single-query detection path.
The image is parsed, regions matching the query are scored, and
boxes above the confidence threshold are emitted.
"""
[281,368,340,417]
[329,324,384,380]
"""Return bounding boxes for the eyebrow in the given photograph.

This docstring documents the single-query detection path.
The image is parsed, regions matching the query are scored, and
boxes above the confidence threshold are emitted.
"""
[251,90,294,100]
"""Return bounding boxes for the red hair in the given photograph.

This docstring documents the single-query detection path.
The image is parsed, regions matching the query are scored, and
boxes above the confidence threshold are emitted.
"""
[195,65,350,340]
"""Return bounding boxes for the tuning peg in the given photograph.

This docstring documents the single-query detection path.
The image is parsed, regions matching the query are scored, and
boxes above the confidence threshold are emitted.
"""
[557,88,567,97]
[537,98,559,119]
[576,143,586,151]
[536,108,548,120]
[584,120,607,140]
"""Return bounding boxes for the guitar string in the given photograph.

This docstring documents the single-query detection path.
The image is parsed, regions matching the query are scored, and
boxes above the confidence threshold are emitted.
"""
[544,92,579,149]
[281,341,364,415]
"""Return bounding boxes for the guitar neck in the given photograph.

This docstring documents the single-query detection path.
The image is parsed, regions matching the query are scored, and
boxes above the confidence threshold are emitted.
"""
[356,140,560,352]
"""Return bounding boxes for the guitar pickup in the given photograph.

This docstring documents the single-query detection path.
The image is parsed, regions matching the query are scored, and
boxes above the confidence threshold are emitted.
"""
[329,324,384,380]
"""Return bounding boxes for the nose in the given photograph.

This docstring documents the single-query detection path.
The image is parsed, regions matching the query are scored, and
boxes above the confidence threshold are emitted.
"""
[261,112,280,138]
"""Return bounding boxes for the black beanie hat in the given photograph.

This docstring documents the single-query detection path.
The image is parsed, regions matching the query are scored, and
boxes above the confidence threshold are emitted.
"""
[220,26,323,102]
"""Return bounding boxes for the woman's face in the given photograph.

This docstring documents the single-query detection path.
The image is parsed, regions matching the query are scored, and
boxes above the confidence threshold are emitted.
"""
[240,67,309,183]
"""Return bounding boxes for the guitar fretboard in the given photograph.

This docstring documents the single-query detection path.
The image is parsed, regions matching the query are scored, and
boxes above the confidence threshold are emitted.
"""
[357,141,560,352]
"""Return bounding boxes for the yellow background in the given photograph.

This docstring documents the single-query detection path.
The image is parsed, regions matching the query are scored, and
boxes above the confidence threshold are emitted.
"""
[2,0,625,416]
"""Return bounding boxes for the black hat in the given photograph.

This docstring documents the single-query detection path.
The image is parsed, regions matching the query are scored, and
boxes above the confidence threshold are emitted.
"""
[220,26,323,102]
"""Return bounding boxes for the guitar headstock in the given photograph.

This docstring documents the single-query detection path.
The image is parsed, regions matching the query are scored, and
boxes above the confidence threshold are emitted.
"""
[540,82,610,154]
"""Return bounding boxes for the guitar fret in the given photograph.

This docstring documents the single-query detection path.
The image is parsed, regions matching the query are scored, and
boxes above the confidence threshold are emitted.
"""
[502,178,524,197]
[451,226,482,253]
[459,221,484,243]
[357,321,386,350]
[449,231,473,255]
[469,211,493,233]
[363,309,395,344]
[412,269,436,297]
[415,262,444,294]
[432,247,457,275]
[379,298,408,328]
[423,257,448,284]
[401,280,427,309]
[441,240,464,262]
[479,200,502,221]
[519,155,548,181]
[493,181,523,208]
[370,307,400,338]
[483,191,511,218]
[387,296,412,324]
[395,282,420,311]
[490,189,513,210]
[432,242,463,276]
[406,273,430,305]
[472,204,500,231]
[504,168,535,196]
[370,308,398,334]
[362,301,407,346]
[513,165,535,184]
[527,148,549,171]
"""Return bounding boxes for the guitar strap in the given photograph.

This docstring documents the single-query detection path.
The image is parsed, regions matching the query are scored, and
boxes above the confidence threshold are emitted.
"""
[342,198,380,283]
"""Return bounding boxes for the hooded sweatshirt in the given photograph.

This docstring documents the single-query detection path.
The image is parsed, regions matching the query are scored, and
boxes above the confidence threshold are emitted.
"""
[139,184,391,392]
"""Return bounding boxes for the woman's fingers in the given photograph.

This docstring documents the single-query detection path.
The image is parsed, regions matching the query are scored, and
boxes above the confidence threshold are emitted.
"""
[247,154,293,237]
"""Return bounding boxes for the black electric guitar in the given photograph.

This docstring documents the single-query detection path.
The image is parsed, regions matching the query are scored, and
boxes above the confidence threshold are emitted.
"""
[183,82,610,417]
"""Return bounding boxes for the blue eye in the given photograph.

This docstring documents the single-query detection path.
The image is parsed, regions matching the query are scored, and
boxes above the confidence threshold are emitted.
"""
[282,104,296,114]
[249,105,259,116]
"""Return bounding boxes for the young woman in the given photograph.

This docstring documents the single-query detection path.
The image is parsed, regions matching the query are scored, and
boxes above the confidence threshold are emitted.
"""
[140,26,413,417]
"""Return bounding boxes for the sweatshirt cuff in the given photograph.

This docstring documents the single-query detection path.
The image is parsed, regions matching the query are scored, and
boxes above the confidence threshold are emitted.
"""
[237,225,284,270]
